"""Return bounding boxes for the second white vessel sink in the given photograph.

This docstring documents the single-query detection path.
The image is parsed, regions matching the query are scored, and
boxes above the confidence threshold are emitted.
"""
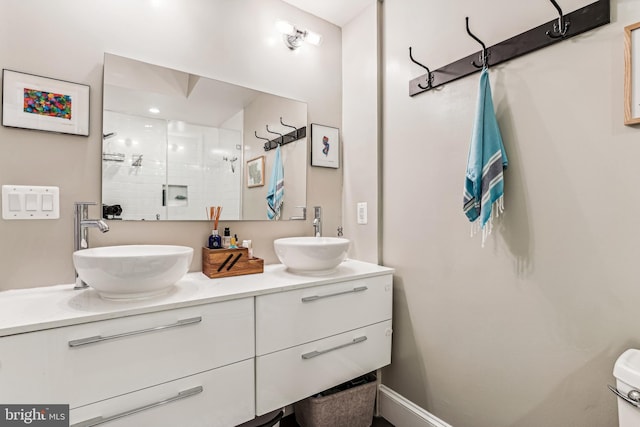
[274,237,350,274]
[73,245,193,300]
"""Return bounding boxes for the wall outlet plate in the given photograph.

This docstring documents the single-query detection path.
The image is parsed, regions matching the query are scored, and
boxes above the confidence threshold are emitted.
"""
[357,202,368,225]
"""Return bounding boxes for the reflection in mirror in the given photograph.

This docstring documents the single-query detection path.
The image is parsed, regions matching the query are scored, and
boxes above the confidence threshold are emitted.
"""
[102,53,307,221]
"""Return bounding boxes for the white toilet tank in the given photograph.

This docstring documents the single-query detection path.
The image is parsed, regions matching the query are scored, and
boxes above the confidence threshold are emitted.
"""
[612,349,640,426]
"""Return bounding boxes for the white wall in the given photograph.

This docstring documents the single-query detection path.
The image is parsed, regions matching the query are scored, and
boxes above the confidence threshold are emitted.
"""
[381,1,640,426]
[342,2,380,262]
[0,0,342,290]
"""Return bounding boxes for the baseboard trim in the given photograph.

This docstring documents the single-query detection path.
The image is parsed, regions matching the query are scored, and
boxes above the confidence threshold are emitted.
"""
[378,385,454,427]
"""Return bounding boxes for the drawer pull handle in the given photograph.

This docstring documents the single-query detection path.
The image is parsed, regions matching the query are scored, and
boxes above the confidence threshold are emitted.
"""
[301,336,368,359]
[70,386,203,427]
[68,316,202,347]
[301,286,368,303]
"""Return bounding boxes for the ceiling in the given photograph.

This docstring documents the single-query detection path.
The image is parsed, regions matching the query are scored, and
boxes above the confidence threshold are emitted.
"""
[281,0,375,27]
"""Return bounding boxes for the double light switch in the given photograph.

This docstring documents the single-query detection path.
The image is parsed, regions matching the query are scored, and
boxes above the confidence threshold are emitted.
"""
[2,185,60,219]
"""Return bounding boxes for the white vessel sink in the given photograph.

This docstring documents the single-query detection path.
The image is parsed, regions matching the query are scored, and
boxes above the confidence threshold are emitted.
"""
[73,245,193,300]
[274,237,350,274]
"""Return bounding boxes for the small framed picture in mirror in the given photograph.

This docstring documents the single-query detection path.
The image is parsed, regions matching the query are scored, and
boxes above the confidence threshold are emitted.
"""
[311,123,340,168]
[247,156,265,187]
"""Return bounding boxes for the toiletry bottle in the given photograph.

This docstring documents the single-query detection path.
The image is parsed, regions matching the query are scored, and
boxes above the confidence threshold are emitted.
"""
[208,230,222,249]
[222,227,231,249]
[242,240,253,258]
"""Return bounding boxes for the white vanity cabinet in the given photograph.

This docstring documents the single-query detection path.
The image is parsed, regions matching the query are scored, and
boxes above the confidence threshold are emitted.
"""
[254,274,393,415]
[0,298,255,427]
[0,260,393,426]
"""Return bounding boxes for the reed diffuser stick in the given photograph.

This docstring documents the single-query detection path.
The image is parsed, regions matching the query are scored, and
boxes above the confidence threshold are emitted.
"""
[214,206,221,231]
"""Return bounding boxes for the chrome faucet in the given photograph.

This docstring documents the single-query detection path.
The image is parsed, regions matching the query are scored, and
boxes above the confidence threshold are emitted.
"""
[74,202,109,289]
[313,206,322,237]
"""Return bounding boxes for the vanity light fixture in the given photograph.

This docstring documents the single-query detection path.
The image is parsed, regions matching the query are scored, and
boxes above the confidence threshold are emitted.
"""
[275,20,322,50]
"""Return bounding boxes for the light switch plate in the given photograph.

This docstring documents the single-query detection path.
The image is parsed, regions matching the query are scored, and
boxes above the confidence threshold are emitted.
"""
[357,202,368,225]
[2,185,60,219]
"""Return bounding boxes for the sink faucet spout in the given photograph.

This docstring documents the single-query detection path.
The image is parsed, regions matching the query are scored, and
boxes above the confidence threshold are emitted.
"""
[74,202,109,289]
[313,206,322,237]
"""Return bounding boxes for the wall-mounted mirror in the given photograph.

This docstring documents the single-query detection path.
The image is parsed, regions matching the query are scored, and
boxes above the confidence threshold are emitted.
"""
[102,53,307,221]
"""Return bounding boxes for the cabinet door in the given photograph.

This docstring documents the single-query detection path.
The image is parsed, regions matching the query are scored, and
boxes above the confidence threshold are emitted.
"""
[255,274,392,355]
[256,320,392,415]
[0,298,254,408]
[70,359,255,427]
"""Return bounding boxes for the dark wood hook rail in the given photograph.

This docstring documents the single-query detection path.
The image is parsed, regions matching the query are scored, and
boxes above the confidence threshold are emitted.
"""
[409,0,610,97]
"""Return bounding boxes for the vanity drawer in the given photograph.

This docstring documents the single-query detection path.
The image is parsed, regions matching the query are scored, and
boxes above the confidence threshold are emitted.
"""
[255,319,392,415]
[0,298,254,408]
[70,358,255,427]
[255,274,392,355]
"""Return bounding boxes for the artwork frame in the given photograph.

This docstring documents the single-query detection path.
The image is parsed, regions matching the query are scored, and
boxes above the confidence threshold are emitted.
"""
[247,155,265,187]
[2,69,90,136]
[311,123,340,169]
[625,22,640,125]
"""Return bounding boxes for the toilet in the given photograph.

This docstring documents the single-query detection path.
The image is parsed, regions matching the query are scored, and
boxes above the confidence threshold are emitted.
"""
[612,349,640,426]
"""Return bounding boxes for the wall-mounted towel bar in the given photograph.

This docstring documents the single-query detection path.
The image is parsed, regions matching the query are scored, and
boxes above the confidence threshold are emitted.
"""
[256,117,306,152]
[409,0,610,97]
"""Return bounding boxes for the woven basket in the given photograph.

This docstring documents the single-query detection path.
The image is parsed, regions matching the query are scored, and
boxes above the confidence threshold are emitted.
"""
[294,377,376,427]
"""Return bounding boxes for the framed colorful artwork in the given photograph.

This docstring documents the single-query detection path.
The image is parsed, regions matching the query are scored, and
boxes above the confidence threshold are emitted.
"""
[247,155,265,187]
[625,22,640,125]
[311,123,340,168]
[2,69,90,136]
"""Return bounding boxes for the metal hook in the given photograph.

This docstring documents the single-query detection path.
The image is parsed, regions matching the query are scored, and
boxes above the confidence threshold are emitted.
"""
[279,117,297,132]
[280,117,299,142]
[546,0,570,39]
[266,125,284,146]
[255,131,273,151]
[465,17,489,69]
[409,47,433,89]
[254,130,270,142]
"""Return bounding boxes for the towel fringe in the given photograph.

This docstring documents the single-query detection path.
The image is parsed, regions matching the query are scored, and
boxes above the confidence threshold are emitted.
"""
[470,220,480,237]
[470,196,504,247]
[480,196,504,247]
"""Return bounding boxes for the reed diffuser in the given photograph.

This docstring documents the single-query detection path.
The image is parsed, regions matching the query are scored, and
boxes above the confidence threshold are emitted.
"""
[207,206,222,249]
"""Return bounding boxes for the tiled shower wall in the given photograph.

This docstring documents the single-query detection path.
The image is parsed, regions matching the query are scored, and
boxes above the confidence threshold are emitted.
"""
[103,111,241,221]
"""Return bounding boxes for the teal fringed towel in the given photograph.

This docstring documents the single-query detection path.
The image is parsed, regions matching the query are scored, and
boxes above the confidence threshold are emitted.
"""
[463,68,508,246]
[266,145,284,220]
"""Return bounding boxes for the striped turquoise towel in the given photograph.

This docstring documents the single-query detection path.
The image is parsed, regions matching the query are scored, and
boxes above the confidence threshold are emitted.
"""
[463,68,508,246]
[266,145,284,220]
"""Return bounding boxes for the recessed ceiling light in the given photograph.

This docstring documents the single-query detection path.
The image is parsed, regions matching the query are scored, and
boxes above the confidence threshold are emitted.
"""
[149,107,160,114]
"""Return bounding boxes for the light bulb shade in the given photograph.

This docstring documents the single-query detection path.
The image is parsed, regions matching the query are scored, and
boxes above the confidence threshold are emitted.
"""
[304,30,322,46]
[275,20,295,35]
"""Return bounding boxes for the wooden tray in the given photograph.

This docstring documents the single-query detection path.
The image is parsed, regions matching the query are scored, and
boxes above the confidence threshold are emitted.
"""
[202,247,264,279]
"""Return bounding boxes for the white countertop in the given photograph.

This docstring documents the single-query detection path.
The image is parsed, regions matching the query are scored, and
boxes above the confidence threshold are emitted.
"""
[0,259,393,337]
